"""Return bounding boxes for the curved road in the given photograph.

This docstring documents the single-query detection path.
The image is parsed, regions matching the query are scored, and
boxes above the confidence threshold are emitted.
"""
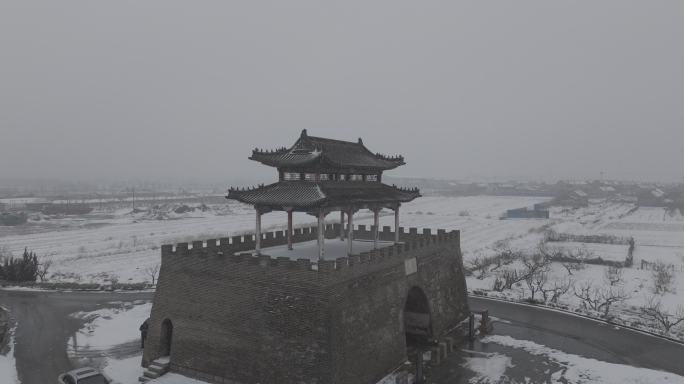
[465,296,684,378]
[1,290,683,384]
[0,289,153,384]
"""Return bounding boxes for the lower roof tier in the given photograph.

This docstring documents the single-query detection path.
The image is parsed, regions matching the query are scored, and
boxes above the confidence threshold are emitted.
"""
[227,181,420,211]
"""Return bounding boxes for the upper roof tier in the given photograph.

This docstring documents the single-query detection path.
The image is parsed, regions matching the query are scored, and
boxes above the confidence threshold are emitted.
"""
[249,130,405,172]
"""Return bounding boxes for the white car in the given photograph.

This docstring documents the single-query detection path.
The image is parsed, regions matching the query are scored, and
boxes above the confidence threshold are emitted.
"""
[58,367,115,384]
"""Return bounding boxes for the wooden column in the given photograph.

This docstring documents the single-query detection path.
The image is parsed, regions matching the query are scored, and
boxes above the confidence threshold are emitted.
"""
[255,208,262,255]
[373,208,380,249]
[347,209,354,255]
[394,205,400,243]
[318,210,325,260]
[340,211,345,241]
[287,209,293,250]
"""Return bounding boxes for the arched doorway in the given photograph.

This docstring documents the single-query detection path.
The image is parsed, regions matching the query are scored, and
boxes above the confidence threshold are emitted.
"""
[403,286,432,348]
[160,319,173,357]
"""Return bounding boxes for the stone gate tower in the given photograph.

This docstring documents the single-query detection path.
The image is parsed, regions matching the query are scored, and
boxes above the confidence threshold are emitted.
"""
[142,130,469,384]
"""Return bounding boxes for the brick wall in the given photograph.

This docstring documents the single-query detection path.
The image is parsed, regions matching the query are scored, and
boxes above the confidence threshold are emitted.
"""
[143,227,468,384]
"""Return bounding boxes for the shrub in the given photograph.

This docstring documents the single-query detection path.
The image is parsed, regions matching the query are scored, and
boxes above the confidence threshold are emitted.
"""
[0,248,39,283]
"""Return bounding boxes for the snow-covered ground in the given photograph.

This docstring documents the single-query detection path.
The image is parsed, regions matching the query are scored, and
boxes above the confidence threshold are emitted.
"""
[0,196,549,284]
[69,296,684,384]
[67,301,151,384]
[0,323,19,384]
[464,335,684,383]
[2,194,683,338]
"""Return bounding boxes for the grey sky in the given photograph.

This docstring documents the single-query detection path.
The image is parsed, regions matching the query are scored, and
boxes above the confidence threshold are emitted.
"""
[1,1,683,183]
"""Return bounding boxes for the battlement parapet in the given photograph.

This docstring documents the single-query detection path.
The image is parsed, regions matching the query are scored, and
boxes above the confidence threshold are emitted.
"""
[161,226,460,278]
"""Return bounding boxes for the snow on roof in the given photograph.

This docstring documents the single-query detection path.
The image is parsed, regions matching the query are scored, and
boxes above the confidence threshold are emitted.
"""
[651,189,665,198]
[599,186,616,192]
[573,190,588,197]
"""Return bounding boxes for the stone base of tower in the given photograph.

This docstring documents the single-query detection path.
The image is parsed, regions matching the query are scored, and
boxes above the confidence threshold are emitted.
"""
[142,226,469,384]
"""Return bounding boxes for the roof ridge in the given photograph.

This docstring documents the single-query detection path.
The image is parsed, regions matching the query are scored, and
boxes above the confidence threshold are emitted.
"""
[307,135,360,146]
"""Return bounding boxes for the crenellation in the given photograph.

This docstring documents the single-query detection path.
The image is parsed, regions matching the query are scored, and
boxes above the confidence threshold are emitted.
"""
[259,254,272,267]
[319,259,335,273]
[335,257,348,270]
[161,244,173,256]
[297,258,312,270]
[158,228,461,276]
[276,256,294,268]
[176,242,189,254]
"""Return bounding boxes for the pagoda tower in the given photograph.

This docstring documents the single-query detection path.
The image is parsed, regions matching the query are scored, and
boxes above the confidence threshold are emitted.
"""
[227,129,420,259]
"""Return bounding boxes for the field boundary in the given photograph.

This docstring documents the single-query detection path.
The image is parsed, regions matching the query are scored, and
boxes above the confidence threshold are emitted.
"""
[0,280,154,292]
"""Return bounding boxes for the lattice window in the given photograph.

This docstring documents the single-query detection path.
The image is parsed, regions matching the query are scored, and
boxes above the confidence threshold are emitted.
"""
[283,172,301,181]
[366,174,378,182]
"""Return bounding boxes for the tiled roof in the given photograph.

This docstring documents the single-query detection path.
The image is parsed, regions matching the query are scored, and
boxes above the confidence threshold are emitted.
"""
[227,182,326,208]
[249,130,405,171]
[227,181,420,209]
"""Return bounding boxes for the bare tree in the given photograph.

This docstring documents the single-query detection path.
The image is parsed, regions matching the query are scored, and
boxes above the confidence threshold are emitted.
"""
[542,277,574,304]
[573,282,630,318]
[604,266,624,287]
[467,255,490,279]
[37,256,53,282]
[641,296,684,335]
[492,268,526,292]
[652,262,675,294]
[518,250,554,302]
[562,261,585,275]
[144,263,161,286]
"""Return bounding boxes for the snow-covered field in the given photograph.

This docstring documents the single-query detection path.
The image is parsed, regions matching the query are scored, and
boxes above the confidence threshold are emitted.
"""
[1,194,683,339]
[0,196,550,284]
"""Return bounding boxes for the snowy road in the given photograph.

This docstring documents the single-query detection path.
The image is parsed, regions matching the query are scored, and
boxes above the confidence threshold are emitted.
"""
[0,289,153,384]
[446,296,684,382]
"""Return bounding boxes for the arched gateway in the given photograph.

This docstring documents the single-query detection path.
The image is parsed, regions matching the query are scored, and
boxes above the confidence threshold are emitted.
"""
[142,131,469,384]
[404,286,433,346]
[159,319,173,357]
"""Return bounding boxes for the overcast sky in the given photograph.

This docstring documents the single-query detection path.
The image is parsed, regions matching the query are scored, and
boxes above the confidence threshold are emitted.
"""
[1,1,683,184]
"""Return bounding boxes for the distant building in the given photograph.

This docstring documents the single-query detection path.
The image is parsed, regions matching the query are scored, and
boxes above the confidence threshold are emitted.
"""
[504,207,550,219]
[637,188,678,208]
[550,189,589,208]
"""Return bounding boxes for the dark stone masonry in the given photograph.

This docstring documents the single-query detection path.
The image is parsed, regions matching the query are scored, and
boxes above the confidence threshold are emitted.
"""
[142,224,469,384]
